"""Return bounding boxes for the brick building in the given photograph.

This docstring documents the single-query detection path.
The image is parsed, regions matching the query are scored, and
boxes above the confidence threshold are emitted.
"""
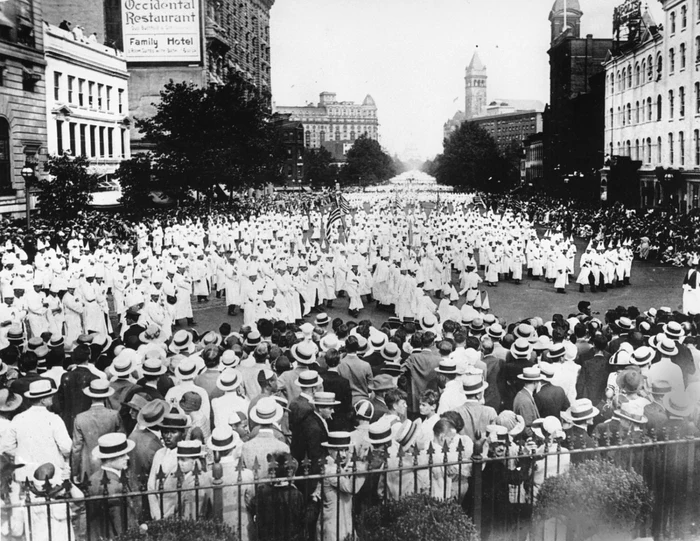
[0,0,47,217]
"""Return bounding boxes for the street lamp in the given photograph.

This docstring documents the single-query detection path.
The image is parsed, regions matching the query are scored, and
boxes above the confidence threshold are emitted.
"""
[20,162,36,229]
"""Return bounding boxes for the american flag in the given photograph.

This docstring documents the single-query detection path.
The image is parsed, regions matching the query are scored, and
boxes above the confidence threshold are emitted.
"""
[326,206,341,238]
[337,192,351,215]
[473,194,486,209]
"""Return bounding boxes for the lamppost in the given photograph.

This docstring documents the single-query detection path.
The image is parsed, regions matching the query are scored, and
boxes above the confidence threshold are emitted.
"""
[20,162,36,229]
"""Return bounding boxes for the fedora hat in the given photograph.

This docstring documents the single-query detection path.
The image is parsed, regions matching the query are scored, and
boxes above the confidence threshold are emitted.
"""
[517,366,545,382]
[320,334,340,352]
[615,317,635,332]
[510,338,532,360]
[322,431,353,449]
[369,374,395,392]
[354,399,374,420]
[486,323,505,340]
[663,321,684,341]
[201,331,223,348]
[656,337,679,357]
[462,373,488,395]
[295,369,321,388]
[123,393,150,412]
[83,379,115,398]
[380,342,402,362]
[663,393,694,417]
[169,329,194,354]
[614,401,648,424]
[539,362,555,379]
[0,388,22,412]
[175,358,198,381]
[563,398,599,423]
[311,391,340,407]
[290,342,316,365]
[486,424,510,444]
[435,358,458,375]
[208,426,241,452]
[216,368,243,392]
[631,346,654,366]
[250,396,283,425]
[394,419,422,449]
[368,421,393,445]
[176,440,205,459]
[24,379,57,399]
[93,433,135,460]
[137,399,168,428]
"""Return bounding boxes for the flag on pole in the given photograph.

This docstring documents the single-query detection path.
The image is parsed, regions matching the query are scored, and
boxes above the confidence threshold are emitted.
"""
[473,194,486,209]
[326,206,341,239]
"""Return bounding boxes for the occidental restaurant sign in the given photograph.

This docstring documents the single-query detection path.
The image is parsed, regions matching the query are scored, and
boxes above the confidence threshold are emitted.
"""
[121,0,201,63]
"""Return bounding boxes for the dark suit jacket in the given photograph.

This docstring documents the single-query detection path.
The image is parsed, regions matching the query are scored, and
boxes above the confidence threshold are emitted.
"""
[534,382,570,419]
[369,396,390,423]
[576,353,610,403]
[502,355,535,411]
[87,468,137,537]
[320,370,353,431]
[123,323,147,346]
[403,349,440,412]
[482,354,505,411]
[288,394,314,442]
[565,425,599,463]
[363,351,386,376]
[56,365,99,434]
[290,410,328,498]
[71,405,123,480]
[128,426,163,483]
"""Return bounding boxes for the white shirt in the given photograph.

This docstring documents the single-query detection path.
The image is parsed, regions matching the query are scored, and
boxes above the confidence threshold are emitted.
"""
[437,379,467,414]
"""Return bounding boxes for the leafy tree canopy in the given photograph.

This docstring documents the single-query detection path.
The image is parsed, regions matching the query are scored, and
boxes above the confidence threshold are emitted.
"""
[38,154,98,222]
[340,135,396,186]
[303,147,336,188]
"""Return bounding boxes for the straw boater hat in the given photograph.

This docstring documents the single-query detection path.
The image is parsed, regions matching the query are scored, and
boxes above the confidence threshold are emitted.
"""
[295,369,321,388]
[517,366,546,382]
[290,341,316,365]
[24,379,57,399]
[111,349,138,378]
[217,368,243,392]
[322,431,353,449]
[169,329,195,354]
[562,398,600,423]
[656,337,678,357]
[368,421,393,445]
[615,317,635,332]
[139,325,162,344]
[208,425,241,452]
[320,334,340,352]
[532,416,566,440]
[368,333,388,352]
[83,379,115,399]
[93,433,136,460]
[486,424,510,444]
[510,338,532,360]
[435,358,458,375]
[650,380,673,395]
[380,343,402,362]
[249,396,283,425]
[310,391,340,407]
[614,401,648,424]
[420,314,438,332]
[137,399,168,428]
[175,358,198,381]
[631,346,655,366]
[176,440,206,459]
[663,321,685,341]
[220,350,240,369]
[486,323,505,340]
[315,313,330,327]
[547,343,566,360]
[663,392,694,417]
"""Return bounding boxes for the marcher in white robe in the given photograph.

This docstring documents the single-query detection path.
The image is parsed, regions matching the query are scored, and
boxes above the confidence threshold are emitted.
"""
[63,284,84,348]
[682,260,700,315]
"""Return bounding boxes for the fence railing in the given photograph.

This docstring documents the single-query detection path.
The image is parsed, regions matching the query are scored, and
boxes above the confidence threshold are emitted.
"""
[3,434,700,541]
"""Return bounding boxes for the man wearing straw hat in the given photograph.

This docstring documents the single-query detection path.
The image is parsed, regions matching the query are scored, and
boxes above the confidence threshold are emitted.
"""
[71,379,123,481]
[242,396,289,476]
[453,372,497,441]
[513,366,545,426]
[86,433,137,538]
[562,398,600,463]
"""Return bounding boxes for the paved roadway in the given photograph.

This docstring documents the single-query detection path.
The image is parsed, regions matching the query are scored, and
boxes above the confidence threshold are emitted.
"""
[180,236,688,333]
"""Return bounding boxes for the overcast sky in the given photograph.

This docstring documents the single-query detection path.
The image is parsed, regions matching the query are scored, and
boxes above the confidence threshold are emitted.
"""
[270,0,664,162]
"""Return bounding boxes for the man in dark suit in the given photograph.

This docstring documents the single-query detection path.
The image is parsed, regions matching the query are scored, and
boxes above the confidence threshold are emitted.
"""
[290,391,336,541]
[319,349,352,431]
[502,338,536,411]
[289,370,322,437]
[402,331,440,417]
[481,336,506,411]
[193,345,224,401]
[55,344,99,434]
[368,374,394,422]
[534,363,570,420]
[87,433,137,538]
[563,399,600,463]
[337,336,373,404]
[576,334,611,403]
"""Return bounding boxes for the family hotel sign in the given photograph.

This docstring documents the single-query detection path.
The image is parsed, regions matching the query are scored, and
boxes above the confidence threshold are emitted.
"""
[121,0,201,63]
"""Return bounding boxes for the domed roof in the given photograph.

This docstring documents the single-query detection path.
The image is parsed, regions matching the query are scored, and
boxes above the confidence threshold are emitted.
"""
[550,0,582,16]
[362,94,376,107]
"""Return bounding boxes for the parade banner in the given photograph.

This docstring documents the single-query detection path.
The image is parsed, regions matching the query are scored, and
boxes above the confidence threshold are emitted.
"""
[122,0,202,63]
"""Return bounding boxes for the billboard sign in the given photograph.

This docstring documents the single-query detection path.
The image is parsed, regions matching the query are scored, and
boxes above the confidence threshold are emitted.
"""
[121,0,201,63]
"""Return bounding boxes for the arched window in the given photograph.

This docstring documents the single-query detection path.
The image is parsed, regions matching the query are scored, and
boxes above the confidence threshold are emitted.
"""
[627,103,632,124]
[669,90,675,118]
[682,5,687,28]
[611,73,615,94]
[656,54,662,78]
[647,138,652,164]
[635,63,641,86]
[681,43,686,69]
[0,118,10,193]
[627,65,632,88]
[671,11,677,33]
[657,95,663,120]
[647,97,653,121]
[626,140,632,156]
[622,68,627,90]
[635,101,640,123]
[635,139,640,160]
[610,107,614,128]
[657,136,662,163]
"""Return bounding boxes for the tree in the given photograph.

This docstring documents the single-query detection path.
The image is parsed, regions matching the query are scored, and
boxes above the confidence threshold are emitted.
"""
[303,147,336,187]
[499,138,524,190]
[435,121,502,190]
[37,154,98,222]
[117,154,155,214]
[136,73,286,199]
[341,135,396,185]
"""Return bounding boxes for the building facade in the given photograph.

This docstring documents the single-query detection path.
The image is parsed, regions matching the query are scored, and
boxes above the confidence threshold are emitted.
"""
[0,0,47,217]
[272,114,303,182]
[603,0,700,212]
[465,50,487,120]
[275,92,379,152]
[470,109,544,153]
[44,23,130,180]
[545,0,612,195]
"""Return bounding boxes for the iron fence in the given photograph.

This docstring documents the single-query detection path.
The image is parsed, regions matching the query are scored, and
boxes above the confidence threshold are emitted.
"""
[3,434,700,541]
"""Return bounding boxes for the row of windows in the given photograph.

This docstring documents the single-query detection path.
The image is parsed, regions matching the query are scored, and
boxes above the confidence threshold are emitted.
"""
[53,72,124,114]
[55,120,126,159]
[612,130,700,167]
[305,131,376,144]
[668,3,700,35]
[609,83,700,127]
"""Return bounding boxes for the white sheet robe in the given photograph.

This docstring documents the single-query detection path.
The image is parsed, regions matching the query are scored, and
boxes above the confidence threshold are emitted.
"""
[111,270,130,315]
[142,299,169,340]
[83,294,108,335]
[46,294,65,336]
[63,291,85,347]
[485,248,500,283]
[372,259,391,304]
[683,268,700,315]
[173,272,193,320]
[511,249,524,281]
[95,281,112,333]
[224,261,243,306]
[320,261,337,302]
[191,259,210,296]
[576,252,593,285]
[318,459,366,541]
[553,252,570,290]
[345,270,364,311]
[25,289,49,337]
